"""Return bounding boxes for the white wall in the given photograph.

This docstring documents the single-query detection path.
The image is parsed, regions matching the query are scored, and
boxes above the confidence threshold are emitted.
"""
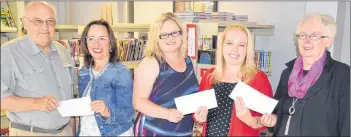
[219,2,307,92]
[44,2,66,24]
[341,3,350,65]
[305,1,350,66]
[69,1,118,25]
[48,1,128,25]
[133,1,173,24]
[305,1,338,57]
[30,1,119,25]
[305,2,338,18]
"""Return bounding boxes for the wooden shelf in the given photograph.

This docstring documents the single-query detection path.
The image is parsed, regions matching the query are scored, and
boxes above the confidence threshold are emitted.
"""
[55,25,79,32]
[195,20,274,29]
[219,24,274,29]
[121,60,141,68]
[55,24,150,32]
[0,27,17,33]
[112,23,150,32]
[246,25,274,29]
[55,23,274,33]
[218,23,274,35]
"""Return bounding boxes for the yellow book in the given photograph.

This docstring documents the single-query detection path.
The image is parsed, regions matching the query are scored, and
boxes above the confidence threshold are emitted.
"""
[192,2,204,12]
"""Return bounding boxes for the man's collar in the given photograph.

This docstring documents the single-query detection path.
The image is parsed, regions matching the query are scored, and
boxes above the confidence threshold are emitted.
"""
[24,35,57,56]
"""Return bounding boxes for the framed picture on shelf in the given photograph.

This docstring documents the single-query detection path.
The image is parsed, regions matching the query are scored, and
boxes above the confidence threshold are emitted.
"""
[173,1,218,13]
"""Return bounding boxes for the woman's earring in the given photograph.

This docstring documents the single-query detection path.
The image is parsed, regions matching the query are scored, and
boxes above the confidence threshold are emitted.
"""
[110,45,112,52]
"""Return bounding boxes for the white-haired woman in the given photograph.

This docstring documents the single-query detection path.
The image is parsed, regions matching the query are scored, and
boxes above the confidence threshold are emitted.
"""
[261,13,350,136]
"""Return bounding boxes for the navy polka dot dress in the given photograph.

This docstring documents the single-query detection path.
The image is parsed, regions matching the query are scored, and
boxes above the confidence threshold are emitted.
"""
[206,82,237,136]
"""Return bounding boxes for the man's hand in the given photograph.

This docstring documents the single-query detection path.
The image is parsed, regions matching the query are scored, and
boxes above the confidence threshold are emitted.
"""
[34,96,60,112]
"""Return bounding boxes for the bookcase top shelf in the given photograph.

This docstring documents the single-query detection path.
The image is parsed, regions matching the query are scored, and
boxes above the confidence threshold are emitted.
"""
[55,22,274,33]
[219,24,274,29]
[55,23,150,32]
[0,27,17,33]
[121,60,141,68]
[55,25,78,32]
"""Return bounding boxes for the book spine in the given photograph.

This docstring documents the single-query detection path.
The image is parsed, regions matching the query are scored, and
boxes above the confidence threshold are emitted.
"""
[259,50,264,71]
[264,51,268,73]
[267,51,272,74]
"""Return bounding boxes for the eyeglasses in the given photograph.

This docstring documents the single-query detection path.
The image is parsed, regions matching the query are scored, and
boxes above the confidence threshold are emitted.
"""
[296,33,329,40]
[159,31,182,40]
[22,17,57,27]
[86,36,109,43]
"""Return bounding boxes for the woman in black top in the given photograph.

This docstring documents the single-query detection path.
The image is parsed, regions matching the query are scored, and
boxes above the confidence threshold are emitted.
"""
[261,13,350,136]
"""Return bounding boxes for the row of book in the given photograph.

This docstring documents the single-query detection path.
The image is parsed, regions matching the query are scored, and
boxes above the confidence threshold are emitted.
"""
[55,39,82,68]
[197,49,272,75]
[56,38,147,64]
[117,38,147,62]
[255,50,272,75]
[174,12,211,22]
[55,39,81,58]
[174,12,248,22]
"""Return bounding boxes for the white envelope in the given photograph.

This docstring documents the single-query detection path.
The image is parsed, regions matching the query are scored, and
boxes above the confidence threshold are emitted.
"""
[175,89,218,115]
[229,81,278,114]
[57,97,94,117]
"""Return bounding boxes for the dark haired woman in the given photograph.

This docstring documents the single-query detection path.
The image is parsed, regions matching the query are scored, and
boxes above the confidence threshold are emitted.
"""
[77,19,134,136]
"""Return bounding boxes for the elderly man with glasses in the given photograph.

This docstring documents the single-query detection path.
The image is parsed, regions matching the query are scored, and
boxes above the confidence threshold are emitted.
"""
[260,13,350,136]
[1,1,76,136]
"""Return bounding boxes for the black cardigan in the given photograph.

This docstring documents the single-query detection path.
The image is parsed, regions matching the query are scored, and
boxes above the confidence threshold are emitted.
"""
[270,51,350,136]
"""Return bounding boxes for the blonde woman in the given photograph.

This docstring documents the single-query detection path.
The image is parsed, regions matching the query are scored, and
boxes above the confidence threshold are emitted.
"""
[133,12,206,136]
[194,24,273,136]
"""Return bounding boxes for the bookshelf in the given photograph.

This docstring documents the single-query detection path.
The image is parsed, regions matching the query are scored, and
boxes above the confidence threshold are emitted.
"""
[1,1,24,45]
[1,1,275,75]
[194,22,275,81]
[112,22,275,74]
[5,1,24,37]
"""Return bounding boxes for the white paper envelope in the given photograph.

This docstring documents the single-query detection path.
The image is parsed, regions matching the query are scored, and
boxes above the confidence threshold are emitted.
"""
[229,81,278,114]
[57,97,94,117]
[175,89,218,115]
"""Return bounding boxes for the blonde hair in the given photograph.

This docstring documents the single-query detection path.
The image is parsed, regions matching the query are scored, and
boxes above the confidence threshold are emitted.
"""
[211,24,258,84]
[144,12,188,61]
[296,13,337,39]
